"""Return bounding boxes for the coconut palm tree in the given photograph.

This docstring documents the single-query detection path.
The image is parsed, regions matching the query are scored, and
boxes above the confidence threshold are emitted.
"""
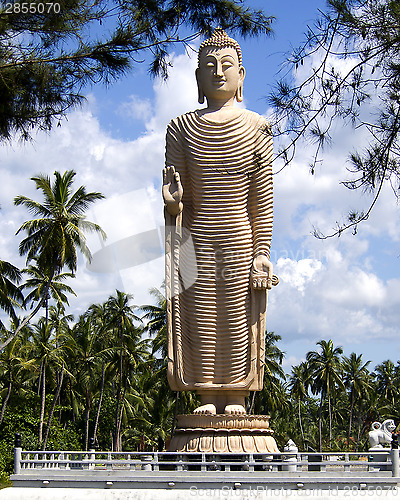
[47,304,74,347]
[1,170,106,350]
[264,331,286,376]
[126,361,174,451]
[113,323,149,451]
[14,170,105,274]
[306,339,345,450]
[26,318,69,445]
[0,259,24,328]
[82,301,114,446]
[42,360,65,450]
[140,286,198,440]
[289,361,310,449]
[374,360,399,406]
[141,287,167,358]
[68,314,108,450]
[342,352,372,447]
[250,332,287,414]
[104,290,142,451]
[106,291,141,339]
[0,332,25,425]
[21,260,76,323]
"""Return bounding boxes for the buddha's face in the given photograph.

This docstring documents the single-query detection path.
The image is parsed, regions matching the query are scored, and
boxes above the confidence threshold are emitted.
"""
[196,46,245,103]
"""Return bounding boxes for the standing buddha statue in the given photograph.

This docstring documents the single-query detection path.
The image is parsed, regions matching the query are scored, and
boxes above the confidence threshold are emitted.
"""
[163,28,275,416]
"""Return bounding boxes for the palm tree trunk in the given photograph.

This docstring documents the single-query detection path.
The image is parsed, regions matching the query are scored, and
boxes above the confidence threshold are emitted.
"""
[39,362,46,444]
[42,362,64,450]
[170,391,180,440]
[116,386,127,452]
[45,293,49,325]
[84,401,91,451]
[114,330,125,451]
[348,389,355,447]
[92,363,105,445]
[0,372,12,425]
[37,360,43,396]
[318,393,323,452]
[355,417,367,452]
[113,394,120,451]
[113,341,123,450]
[328,394,332,448]
[248,391,257,414]
[298,399,305,449]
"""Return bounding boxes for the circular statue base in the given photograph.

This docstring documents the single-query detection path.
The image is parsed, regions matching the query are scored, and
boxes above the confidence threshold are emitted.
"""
[168,414,280,453]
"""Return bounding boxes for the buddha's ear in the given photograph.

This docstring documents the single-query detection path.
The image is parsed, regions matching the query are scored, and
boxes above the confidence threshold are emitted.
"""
[236,66,246,102]
[195,68,205,104]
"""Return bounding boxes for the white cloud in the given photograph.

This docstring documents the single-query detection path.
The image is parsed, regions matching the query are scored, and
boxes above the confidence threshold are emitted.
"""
[147,51,198,132]
[320,267,386,309]
[276,257,323,293]
[118,95,153,123]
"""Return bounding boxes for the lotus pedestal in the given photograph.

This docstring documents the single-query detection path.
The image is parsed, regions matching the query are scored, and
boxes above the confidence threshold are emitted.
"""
[168,414,279,453]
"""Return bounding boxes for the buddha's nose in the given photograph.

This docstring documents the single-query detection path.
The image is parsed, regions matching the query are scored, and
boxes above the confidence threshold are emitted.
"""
[215,61,224,77]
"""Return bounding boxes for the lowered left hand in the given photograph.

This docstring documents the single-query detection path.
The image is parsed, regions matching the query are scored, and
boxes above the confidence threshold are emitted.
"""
[251,255,273,290]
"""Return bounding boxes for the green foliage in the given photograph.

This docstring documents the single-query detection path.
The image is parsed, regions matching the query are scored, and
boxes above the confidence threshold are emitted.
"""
[0,440,12,486]
[0,0,273,140]
[90,396,117,451]
[1,393,81,449]
[0,260,23,327]
[0,441,12,484]
[0,392,81,480]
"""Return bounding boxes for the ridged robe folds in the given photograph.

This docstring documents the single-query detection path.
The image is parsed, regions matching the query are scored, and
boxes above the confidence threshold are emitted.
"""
[165,109,273,392]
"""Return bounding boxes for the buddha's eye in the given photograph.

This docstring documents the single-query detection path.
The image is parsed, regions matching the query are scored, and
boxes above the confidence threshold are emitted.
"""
[206,62,215,68]
[222,61,233,70]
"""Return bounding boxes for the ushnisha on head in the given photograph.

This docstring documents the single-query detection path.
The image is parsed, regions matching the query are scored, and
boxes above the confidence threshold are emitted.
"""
[198,28,243,66]
[196,28,245,105]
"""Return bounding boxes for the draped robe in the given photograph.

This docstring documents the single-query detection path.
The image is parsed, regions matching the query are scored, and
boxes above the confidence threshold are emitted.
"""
[165,109,273,392]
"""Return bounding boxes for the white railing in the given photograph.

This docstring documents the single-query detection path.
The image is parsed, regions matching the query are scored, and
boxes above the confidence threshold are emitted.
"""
[13,449,399,477]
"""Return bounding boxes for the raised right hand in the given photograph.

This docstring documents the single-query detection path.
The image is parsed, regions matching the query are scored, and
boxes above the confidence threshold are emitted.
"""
[162,166,183,216]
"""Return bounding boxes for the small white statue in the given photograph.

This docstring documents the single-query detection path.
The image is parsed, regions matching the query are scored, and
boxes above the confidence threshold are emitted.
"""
[284,439,298,453]
[368,419,396,450]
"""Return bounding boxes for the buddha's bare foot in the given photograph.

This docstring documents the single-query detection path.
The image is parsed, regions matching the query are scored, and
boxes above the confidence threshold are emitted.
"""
[194,403,217,415]
[224,404,246,415]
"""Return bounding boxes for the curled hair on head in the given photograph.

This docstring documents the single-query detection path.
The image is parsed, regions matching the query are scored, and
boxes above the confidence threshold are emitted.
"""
[198,27,242,67]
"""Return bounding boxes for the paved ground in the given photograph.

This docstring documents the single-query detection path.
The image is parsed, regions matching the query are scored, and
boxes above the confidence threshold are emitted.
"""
[1,486,400,500]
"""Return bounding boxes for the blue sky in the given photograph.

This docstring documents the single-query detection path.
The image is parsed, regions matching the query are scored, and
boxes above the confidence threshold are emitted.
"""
[1,0,400,373]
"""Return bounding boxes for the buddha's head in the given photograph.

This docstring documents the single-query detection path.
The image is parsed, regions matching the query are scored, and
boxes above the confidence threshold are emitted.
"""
[196,28,245,105]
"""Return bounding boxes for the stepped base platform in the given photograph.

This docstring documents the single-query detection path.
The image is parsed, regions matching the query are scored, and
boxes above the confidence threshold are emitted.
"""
[168,414,279,453]
[9,470,399,488]
[4,475,400,500]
